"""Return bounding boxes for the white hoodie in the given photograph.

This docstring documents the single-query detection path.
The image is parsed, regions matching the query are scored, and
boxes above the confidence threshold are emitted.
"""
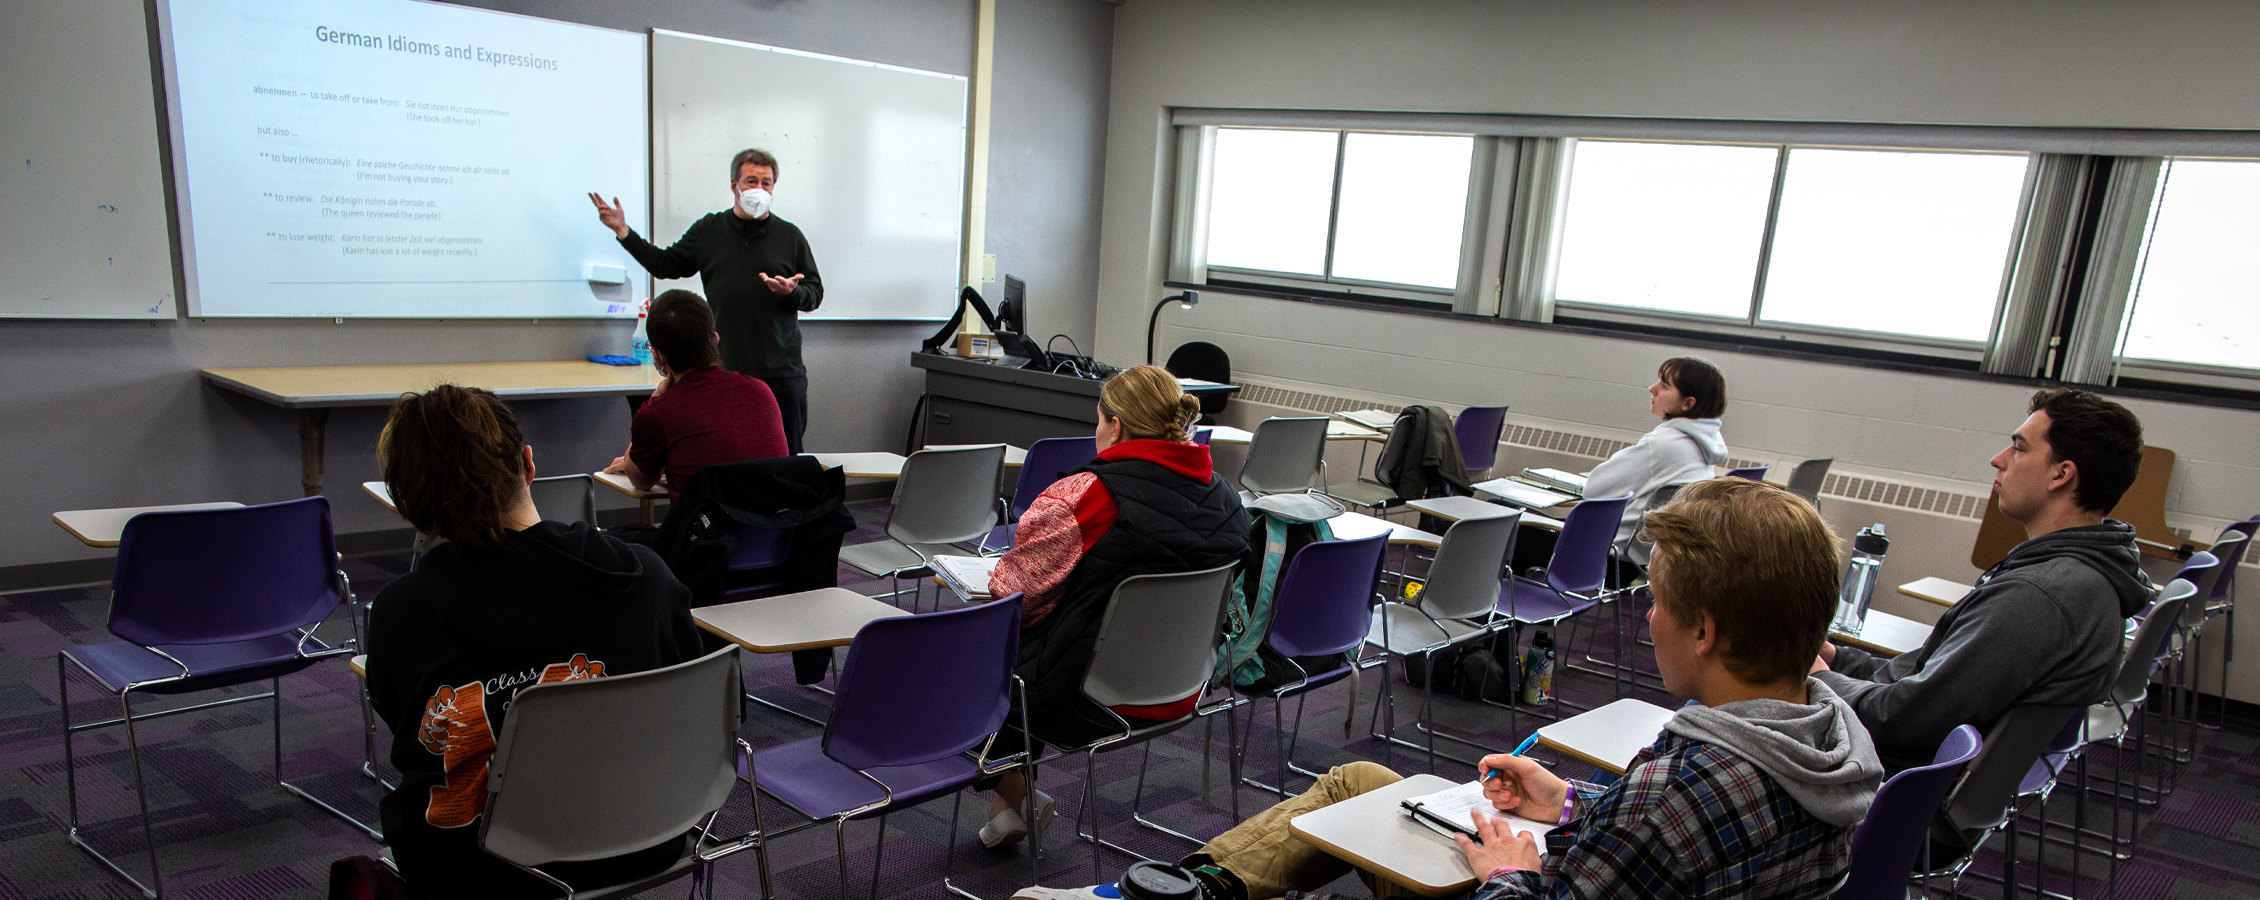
[1582,417,1726,565]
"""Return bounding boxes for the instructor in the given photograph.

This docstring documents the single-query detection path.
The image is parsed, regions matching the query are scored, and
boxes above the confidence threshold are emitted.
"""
[591,148,822,453]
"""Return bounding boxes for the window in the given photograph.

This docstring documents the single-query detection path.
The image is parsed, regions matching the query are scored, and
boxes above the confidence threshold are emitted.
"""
[1203,127,1474,295]
[1760,149,2030,341]
[2117,158,2260,372]
[1554,140,1779,319]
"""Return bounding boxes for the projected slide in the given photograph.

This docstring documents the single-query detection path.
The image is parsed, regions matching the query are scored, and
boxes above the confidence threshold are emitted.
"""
[161,0,647,318]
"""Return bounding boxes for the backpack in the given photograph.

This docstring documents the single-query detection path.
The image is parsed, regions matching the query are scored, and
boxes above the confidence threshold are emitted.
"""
[1215,493,1342,689]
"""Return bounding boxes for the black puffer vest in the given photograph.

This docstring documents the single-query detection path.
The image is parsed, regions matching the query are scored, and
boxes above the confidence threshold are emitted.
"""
[1016,455,1251,718]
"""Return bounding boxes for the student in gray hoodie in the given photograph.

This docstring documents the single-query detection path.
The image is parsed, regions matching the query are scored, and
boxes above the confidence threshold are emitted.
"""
[1012,478,1881,900]
[1815,388,2152,772]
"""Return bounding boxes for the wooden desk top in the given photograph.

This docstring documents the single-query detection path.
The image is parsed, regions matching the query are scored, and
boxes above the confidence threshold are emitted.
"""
[202,361,662,408]
[1897,577,1973,608]
[1289,773,1478,897]
[1535,698,1675,776]
[1832,610,1933,657]
[53,502,247,548]
[1405,496,1564,532]
[594,470,669,500]
[811,451,907,479]
[692,587,911,653]
[363,481,398,514]
[1330,510,1446,548]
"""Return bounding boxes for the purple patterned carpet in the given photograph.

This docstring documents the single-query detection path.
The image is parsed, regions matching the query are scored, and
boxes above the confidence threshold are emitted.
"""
[1,500,2255,899]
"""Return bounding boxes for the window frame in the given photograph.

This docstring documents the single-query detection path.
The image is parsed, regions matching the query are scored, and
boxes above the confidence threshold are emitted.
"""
[2103,155,2260,385]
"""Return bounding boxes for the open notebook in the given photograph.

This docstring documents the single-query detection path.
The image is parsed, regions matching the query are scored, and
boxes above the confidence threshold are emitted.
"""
[929,555,998,600]
[1398,780,1559,843]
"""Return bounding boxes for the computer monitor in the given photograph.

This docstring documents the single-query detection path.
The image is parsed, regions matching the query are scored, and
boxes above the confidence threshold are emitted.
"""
[998,274,1026,336]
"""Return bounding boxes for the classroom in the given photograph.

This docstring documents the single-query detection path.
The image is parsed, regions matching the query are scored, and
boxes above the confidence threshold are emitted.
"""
[3,0,2257,897]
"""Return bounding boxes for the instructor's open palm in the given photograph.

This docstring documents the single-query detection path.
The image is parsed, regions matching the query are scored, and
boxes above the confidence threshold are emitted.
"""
[588,193,629,239]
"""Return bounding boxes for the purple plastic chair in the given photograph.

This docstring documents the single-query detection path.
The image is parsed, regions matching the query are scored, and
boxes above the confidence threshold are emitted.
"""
[719,526,795,604]
[1832,725,1981,900]
[1452,405,1509,477]
[1232,534,1388,802]
[744,597,1024,900]
[2200,518,2256,729]
[976,435,1100,553]
[1498,492,1631,715]
[1725,465,1771,482]
[57,497,360,898]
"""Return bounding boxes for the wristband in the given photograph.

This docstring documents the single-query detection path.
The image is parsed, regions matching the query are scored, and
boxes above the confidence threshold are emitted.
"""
[1557,784,1577,826]
[1487,866,1518,881]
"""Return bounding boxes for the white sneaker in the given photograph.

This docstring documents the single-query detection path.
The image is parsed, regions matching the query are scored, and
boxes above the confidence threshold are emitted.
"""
[1011,883,1122,900]
[980,790,1058,849]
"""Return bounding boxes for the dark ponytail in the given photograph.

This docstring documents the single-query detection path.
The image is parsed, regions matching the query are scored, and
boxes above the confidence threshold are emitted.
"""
[378,384,527,545]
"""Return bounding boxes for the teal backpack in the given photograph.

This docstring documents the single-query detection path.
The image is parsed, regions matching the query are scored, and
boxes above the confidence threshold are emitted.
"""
[1215,493,1342,688]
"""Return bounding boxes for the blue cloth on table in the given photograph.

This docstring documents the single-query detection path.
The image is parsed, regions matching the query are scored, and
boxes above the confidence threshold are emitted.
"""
[588,354,640,366]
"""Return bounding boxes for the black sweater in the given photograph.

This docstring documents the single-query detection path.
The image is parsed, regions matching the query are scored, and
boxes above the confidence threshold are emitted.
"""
[366,521,704,899]
[619,211,824,378]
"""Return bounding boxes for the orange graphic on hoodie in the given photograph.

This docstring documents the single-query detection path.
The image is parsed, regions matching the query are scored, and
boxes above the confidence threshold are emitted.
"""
[419,654,608,828]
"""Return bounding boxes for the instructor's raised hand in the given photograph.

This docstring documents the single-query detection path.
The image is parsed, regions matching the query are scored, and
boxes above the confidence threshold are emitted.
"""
[588,193,629,239]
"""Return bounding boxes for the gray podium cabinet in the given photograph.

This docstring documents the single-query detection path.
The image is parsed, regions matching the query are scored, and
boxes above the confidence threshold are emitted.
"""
[913,352,1105,449]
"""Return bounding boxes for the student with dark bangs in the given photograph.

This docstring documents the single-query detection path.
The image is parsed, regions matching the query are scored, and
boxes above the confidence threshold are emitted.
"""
[364,385,703,899]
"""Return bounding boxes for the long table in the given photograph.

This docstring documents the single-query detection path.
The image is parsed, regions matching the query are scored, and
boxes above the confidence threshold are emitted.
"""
[202,361,662,496]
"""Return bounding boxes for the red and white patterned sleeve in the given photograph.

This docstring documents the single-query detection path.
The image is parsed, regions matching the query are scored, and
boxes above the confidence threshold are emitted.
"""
[991,472,1115,626]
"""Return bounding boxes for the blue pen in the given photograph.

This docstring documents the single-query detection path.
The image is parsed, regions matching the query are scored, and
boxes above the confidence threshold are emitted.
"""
[1486,733,1541,783]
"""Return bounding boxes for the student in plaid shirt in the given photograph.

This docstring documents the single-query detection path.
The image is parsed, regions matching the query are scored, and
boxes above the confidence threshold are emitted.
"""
[1016,478,1883,900]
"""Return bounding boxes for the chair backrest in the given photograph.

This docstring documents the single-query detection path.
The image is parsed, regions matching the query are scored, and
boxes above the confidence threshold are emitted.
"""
[1010,436,1100,519]
[1724,465,1771,482]
[1082,563,1239,708]
[887,444,1008,546]
[1419,511,1521,621]
[1545,492,1633,595]
[1239,417,1330,495]
[110,497,343,647]
[1166,342,1233,416]
[824,597,1021,770]
[481,645,742,865]
[530,474,600,527]
[2119,579,2196,706]
[2210,518,2256,607]
[1786,458,1833,502]
[1649,483,1685,510]
[1941,704,2083,839]
[1835,725,1982,900]
[1266,534,1389,659]
[1452,406,1509,474]
[2167,552,2223,630]
[729,525,792,571]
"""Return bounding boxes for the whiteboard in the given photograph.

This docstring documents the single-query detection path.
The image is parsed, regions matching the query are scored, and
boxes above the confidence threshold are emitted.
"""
[0,0,178,319]
[651,30,967,321]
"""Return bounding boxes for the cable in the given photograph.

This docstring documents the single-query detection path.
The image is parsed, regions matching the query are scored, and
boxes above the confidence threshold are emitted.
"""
[902,392,930,456]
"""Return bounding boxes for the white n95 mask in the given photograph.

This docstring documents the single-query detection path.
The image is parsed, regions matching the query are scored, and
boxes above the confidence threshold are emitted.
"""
[737,188,772,218]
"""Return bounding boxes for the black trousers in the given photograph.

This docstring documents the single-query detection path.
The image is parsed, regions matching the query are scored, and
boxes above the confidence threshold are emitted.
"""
[761,375,809,455]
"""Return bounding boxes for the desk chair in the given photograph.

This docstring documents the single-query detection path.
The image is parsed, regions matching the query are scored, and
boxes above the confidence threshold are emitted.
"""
[1833,725,1982,900]
[1923,704,2085,899]
[57,498,361,898]
[1238,417,1330,498]
[1723,464,1771,482]
[1364,512,1520,772]
[479,646,752,900]
[839,444,1007,611]
[1027,564,1239,880]
[1322,417,1416,516]
[1453,405,1509,480]
[530,473,601,527]
[744,599,1025,900]
[2145,551,2223,772]
[1499,493,1633,717]
[1166,342,1232,420]
[2081,579,2194,862]
[2199,517,2257,729]
[977,435,1099,553]
[1785,458,1833,503]
[1231,533,1389,802]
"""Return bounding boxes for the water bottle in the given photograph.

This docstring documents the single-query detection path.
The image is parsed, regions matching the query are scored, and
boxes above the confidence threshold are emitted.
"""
[629,298,653,365]
[1520,629,1556,705]
[1115,861,1202,900]
[1831,525,1891,635]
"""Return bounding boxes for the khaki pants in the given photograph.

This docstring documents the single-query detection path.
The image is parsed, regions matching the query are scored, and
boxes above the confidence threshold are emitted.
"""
[1192,761,1416,900]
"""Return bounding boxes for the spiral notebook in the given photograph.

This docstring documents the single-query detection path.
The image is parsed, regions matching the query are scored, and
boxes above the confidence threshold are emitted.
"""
[1397,780,1559,842]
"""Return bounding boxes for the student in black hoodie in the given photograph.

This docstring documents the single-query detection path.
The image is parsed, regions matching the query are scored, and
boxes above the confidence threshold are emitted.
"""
[365,385,705,899]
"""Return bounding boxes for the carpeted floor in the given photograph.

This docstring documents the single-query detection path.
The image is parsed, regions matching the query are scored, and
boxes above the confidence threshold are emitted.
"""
[2,500,2256,899]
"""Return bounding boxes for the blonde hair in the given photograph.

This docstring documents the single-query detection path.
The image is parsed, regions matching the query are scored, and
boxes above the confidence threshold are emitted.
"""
[1099,365,1201,443]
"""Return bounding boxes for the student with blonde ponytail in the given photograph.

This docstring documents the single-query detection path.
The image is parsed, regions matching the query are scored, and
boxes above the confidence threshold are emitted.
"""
[364,385,704,899]
[973,365,1252,848]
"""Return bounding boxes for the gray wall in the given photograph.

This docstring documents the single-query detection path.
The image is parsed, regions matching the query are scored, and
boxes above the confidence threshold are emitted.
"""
[0,0,1114,572]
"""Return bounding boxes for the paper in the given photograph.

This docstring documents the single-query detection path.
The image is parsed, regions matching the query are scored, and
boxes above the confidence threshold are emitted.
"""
[1340,409,1397,431]
[1520,468,1589,494]
[1474,478,1578,510]
[1400,780,1557,842]
[930,555,998,600]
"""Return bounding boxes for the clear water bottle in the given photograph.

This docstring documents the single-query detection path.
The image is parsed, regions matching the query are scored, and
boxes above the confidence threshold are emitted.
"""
[1831,525,1891,635]
[1520,629,1556,705]
[629,298,653,365]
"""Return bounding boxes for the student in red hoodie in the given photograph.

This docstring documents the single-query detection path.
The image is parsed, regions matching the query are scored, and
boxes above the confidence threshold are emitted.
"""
[366,385,704,899]
[975,365,1252,849]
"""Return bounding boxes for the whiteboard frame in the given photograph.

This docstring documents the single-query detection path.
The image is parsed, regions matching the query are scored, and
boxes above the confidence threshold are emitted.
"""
[154,0,653,319]
[650,28,968,322]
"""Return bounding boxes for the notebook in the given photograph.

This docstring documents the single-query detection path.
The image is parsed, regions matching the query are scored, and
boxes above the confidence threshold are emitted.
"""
[1519,468,1588,494]
[1340,409,1398,431]
[1474,478,1579,510]
[1398,780,1558,843]
[929,555,998,600]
